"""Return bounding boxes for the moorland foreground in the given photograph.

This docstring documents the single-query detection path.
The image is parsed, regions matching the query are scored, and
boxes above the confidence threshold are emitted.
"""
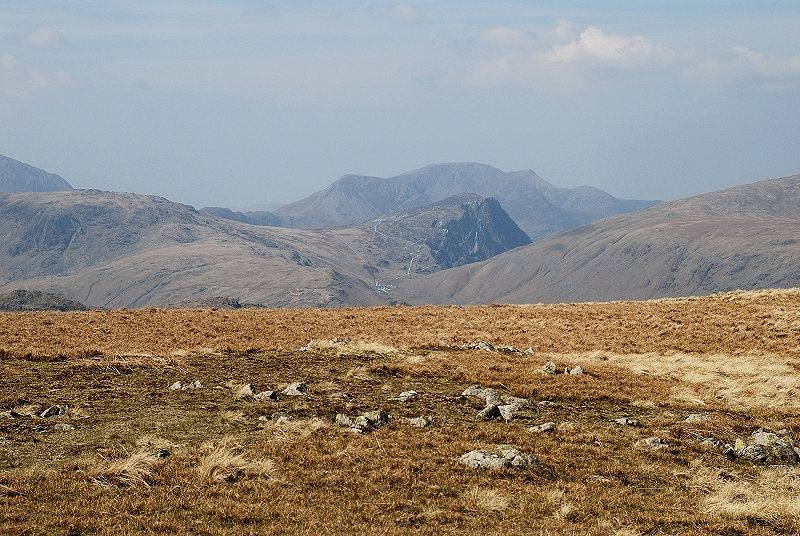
[2,289,800,535]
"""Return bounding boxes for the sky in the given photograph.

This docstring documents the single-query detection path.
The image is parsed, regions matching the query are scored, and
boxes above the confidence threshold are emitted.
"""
[0,1,799,209]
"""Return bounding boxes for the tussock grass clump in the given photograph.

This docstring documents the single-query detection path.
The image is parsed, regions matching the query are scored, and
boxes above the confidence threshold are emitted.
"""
[695,467,800,531]
[465,487,509,512]
[89,449,162,488]
[197,439,276,483]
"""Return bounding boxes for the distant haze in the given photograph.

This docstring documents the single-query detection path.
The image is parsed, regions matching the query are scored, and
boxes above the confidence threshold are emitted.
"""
[0,1,798,208]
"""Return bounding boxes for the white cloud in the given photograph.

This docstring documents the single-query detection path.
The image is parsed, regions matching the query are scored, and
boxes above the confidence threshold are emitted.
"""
[25,26,61,47]
[0,53,73,98]
[682,46,800,88]
[545,27,673,68]
[466,23,675,88]
[389,4,418,22]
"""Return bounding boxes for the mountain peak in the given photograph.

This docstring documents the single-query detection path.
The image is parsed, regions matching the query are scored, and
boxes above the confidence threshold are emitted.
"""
[0,154,73,193]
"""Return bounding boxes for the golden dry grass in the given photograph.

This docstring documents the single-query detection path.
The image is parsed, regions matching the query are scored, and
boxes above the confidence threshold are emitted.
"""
[694,466,800,532]
[89,449,162,488]
[1,289,799,535]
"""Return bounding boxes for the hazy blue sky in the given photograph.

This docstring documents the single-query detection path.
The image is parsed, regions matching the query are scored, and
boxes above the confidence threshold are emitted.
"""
[1,1,798,208]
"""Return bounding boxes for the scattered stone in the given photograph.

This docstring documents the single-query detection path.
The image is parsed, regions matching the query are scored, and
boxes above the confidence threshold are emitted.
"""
[685,413,709,423]
[523,348,535,356]
[465,341,495,352]
[613,417,640,427]
[726,430,800,465]
[407,416,433,428]
[169,380,202,391]
[637,437,669,449]
[281,382,308,396]
[476,404,502,421]
[538,400,558,407]
[392,390,419,403]
[496,345,520,354]
[459,445,538,470]
[498,404,521,422]
[567,366,584,375]
[500,395,530,407]
[528,422,557,433]
[335,410,390,433]
[237,384,255,398]
[254,390,278,401]
[335,414,355,428]
[540,361,557,375]
[53,423,74,431]
[157,448,171,458]
[40,405,66,418]
[461,385,501,406]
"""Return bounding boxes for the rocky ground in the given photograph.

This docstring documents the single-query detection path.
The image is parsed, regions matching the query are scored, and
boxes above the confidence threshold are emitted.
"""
[1,290,800,534]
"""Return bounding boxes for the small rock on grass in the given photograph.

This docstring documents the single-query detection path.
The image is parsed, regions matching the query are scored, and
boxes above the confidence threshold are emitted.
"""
[335,410,389,433]
[498,404,521,422]
[613,417,640,427]
[459,445,538,470]
[53,423,74,431]
[254,390,278,401]
[391,390,419,403]
[567,366,584,375]
[407,416,433,428]
[281,383,308,396]
[637,437,668,449]
[540,361,557,375]
[528,422,556,433]
[169,380,202,391]
[40,405,67,418]
[685,413,709,423]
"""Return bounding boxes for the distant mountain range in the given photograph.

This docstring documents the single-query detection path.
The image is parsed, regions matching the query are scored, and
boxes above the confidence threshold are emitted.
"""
[0,189,528,308]
[402,174,800,304]
[0,154,73,193]
[2,153,797,309]
[270,163,658,240]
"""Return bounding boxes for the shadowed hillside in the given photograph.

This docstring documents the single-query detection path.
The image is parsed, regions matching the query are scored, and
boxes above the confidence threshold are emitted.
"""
[402,174,800,304]
[0,154,73,193]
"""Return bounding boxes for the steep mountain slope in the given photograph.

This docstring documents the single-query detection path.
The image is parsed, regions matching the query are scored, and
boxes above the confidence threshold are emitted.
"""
[275,163,657,240]
[0,155,73,193]
[0,190,527,308]
[401,174,800,304]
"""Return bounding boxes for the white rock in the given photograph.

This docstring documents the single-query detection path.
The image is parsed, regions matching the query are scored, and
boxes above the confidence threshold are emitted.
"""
[540,361,557,375]
[638,437,668,449]
[282,382,308,396]
[613,417,640,427]
[407,416,433,428]
[393,390,419,402]
[254,390,278,401]
[528,422,557,433]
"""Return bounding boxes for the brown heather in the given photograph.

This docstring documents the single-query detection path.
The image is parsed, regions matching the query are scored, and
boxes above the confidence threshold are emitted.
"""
[0,288,799,534]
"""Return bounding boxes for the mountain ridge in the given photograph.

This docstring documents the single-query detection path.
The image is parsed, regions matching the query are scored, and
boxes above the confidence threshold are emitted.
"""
[0,154,73,193]
[399,173,800,305]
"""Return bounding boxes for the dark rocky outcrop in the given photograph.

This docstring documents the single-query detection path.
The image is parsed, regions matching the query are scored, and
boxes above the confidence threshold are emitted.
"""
[0,290,88,312]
